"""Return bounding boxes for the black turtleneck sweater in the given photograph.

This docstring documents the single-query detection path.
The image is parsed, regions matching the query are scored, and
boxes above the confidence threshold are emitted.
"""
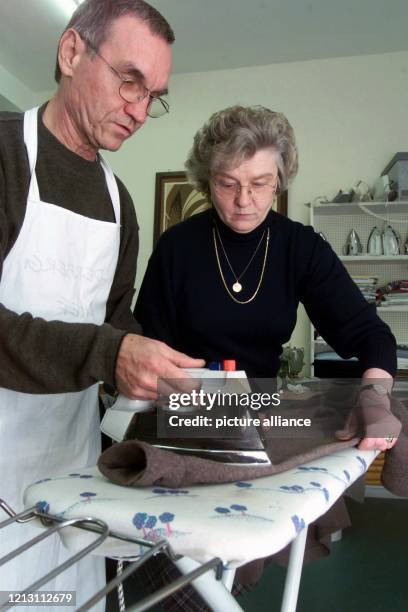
[135,208,397,378]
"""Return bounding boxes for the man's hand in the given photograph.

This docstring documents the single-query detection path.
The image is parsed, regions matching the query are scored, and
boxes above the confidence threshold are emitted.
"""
[115,334,205,400]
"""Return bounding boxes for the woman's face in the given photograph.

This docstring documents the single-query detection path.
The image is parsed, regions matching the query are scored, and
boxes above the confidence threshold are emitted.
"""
[210,148,278,233]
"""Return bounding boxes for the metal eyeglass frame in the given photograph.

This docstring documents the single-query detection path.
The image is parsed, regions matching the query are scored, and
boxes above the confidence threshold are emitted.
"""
[85,40,169,118]
[212,179,277,198]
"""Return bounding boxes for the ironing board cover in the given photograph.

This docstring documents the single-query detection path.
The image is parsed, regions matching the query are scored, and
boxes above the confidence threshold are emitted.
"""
[23,448,376,568]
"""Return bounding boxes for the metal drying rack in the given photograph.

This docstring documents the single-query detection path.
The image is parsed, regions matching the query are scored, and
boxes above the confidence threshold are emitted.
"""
[0,499,223,611]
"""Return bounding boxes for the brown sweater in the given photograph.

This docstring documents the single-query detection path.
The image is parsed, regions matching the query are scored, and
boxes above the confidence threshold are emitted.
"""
[0,105,140,393]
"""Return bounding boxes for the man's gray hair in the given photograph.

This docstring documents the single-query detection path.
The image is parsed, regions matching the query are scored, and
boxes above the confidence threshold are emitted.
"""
[185,105,299,199]
[55,0,175,83]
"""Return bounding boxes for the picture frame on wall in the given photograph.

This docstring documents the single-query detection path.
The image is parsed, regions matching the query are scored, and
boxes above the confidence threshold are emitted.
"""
[153,171,288,245]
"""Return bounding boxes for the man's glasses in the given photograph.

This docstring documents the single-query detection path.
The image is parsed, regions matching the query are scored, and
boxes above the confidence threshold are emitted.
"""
[86,41,169,118]
[212,178,277,199]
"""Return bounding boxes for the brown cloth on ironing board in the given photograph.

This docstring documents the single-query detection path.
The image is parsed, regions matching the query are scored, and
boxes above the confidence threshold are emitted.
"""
[97,396,407,494]
[97,435,359,487]
[380,395,408,496]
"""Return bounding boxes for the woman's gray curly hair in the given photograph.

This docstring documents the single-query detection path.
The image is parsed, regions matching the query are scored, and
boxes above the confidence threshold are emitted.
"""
[185,105,298,199]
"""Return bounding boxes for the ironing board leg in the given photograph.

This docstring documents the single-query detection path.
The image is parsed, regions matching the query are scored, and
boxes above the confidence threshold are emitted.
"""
[280,526,308,612]
[221,566,236,591]
[174,557,243,612]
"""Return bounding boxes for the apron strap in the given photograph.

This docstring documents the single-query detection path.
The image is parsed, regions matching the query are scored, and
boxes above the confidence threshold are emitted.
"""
[99,154,121,226]
[23,107,41,202]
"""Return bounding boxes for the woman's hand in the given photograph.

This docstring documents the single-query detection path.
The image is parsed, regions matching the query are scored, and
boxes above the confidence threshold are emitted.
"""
[336,369,401,451]
[356,385,401,451]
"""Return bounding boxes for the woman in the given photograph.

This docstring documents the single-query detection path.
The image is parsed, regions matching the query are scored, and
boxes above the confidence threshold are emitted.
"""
[136,105,396,441]
[133,105,399,609]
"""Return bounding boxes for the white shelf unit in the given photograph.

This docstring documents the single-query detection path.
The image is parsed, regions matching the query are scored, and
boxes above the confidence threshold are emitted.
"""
[310,201,408,372]
[309,200,408,216]
[310,201,408,496]
[340,255,408,262]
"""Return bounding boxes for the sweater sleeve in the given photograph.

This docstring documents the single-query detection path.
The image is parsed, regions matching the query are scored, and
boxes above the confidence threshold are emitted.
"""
[0,306,126,393]
[298,228,397,376]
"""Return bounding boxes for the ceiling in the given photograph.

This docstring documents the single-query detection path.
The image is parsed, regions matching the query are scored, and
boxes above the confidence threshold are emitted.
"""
[1,0,408,93]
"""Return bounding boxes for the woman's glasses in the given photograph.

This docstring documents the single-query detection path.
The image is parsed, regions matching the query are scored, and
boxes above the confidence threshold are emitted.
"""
[212,178,276,199]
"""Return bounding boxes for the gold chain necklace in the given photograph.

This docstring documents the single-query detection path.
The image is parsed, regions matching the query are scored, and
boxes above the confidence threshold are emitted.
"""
[214,224,266,293]
[212,225,270,304]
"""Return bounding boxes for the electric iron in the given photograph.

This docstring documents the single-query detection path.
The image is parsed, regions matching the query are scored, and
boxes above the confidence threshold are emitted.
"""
[104,368,272,466]
[382,224,400,256]
[367,226,383,255]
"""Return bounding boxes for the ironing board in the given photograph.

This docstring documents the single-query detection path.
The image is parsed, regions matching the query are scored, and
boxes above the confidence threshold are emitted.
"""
[22,447,377,612]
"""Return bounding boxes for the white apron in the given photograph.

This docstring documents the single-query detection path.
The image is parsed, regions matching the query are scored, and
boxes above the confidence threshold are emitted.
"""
[0,107,121,609]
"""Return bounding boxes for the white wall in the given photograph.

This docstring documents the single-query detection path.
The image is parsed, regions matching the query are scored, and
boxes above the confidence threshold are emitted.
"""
[100,50,408,365]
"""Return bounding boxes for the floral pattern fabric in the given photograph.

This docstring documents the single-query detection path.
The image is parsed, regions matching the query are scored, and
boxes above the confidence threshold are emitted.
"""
[24,448,377,568]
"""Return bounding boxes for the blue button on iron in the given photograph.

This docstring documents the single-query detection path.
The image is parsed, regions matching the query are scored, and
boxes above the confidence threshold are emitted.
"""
[207,361,222,371]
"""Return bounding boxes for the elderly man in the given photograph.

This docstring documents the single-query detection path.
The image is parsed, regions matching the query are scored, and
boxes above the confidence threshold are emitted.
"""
[0,0,202,606]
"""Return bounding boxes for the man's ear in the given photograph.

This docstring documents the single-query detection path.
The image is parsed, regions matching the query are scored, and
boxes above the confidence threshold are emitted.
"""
[58,29,86,78]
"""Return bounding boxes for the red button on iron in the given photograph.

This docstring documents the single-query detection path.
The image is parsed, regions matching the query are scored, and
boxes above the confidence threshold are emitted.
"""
[223,359,236,371]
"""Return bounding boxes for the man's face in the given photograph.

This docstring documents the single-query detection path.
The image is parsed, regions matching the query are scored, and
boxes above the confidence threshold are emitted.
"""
[67,14,172,153]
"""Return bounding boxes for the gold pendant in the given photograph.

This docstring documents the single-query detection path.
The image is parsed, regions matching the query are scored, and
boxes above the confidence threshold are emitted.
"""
[232,282,242,293]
